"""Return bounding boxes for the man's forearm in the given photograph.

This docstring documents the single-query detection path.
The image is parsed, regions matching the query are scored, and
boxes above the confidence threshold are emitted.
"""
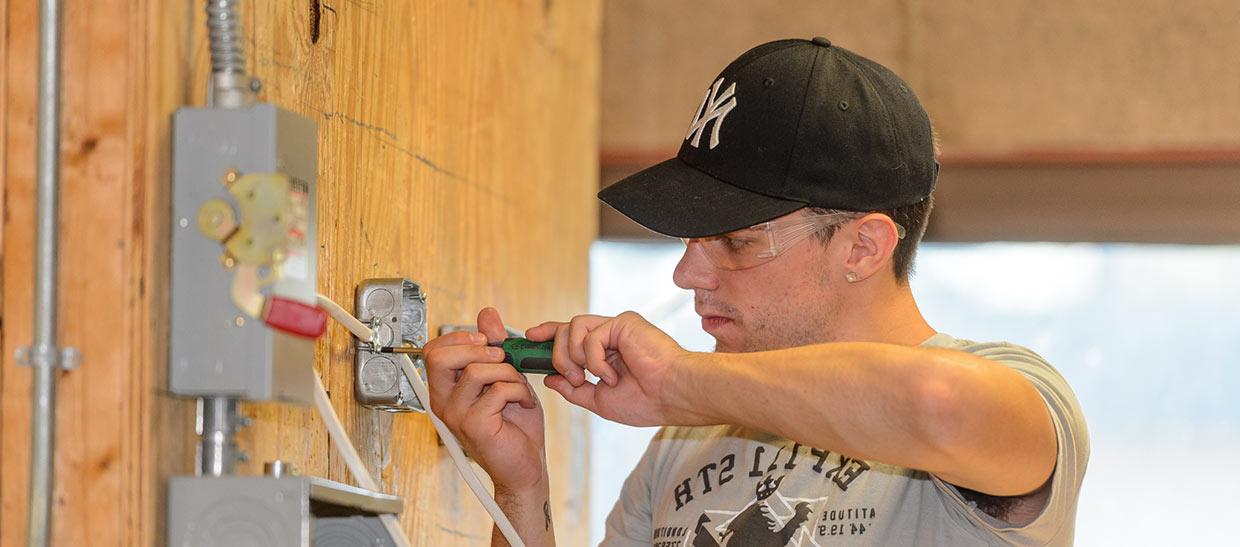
[492,478,556,547]
[667,343,1055,496]
[669,344,941,464]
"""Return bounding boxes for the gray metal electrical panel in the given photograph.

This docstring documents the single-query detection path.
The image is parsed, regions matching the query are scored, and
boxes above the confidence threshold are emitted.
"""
[168,475,402,547]
[169,104,318,403]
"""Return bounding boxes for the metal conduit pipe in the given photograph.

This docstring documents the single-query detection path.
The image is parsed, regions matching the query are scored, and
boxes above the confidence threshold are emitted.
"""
[206,0,252,108]
[199,396,240,476]
[26,0,64,545]
[197,0,250,476]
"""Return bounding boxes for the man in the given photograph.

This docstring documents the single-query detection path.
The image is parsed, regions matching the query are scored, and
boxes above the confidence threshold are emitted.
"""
[424,37,1089,546]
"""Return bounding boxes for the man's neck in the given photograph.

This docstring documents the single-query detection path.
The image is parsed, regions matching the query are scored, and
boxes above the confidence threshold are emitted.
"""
[831,280,936,346]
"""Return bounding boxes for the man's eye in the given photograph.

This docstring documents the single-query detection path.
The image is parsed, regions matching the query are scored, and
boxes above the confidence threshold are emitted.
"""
[722,236,754,252]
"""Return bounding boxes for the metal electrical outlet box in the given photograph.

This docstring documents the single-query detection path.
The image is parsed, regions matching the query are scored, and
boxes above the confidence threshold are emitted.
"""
[169,104,318,403]
[355,279,428,412]
[167,475,402,547]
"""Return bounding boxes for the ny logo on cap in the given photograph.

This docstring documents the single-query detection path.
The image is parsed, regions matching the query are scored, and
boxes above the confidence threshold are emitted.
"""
[685,78,737,150]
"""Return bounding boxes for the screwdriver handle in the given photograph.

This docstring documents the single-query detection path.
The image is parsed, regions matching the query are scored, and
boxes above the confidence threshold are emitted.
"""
[499,337,558,375]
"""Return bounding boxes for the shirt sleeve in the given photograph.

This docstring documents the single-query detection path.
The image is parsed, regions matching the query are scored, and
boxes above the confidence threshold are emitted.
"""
[930,341,1091,544]
[599,432,661,547]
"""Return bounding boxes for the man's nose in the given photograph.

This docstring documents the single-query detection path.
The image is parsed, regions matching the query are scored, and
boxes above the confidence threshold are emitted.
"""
[673,241,719,291]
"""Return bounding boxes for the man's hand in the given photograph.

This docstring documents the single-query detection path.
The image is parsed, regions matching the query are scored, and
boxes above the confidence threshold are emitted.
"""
[423,307,548,494]
[526,311,708,427]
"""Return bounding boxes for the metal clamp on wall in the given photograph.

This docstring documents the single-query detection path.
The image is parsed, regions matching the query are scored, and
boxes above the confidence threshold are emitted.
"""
[354,279,429,412]
[15,345,80,370]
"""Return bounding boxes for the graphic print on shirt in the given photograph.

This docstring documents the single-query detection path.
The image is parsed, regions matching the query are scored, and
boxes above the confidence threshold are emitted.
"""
[652,442,882,547]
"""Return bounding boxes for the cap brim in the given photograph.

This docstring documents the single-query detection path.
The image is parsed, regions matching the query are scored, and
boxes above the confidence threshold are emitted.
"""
[598,158,807,238]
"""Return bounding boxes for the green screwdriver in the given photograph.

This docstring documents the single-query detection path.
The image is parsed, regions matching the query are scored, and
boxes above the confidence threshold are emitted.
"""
[381,337,558,375]
[495,337,558,375]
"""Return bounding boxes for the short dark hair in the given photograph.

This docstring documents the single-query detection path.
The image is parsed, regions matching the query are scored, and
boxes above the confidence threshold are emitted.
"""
[809,125,938,282]
[808,194,935,283]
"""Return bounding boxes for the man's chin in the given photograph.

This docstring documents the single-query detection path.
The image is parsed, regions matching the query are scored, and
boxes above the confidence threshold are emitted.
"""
[711,336,744,353]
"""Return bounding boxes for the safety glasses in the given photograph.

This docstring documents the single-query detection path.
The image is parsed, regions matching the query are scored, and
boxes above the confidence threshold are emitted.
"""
[682,211,906,271]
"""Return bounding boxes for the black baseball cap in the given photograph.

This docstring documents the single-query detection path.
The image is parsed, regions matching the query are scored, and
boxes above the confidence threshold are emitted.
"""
[598,37,938,238]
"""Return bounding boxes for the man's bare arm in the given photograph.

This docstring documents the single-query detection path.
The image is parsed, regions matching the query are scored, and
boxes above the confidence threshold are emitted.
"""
[668,343,1056,496]
[492,477,555,547]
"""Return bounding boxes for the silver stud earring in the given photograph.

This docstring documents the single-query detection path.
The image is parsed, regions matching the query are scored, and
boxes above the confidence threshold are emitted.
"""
[845,272,860,283]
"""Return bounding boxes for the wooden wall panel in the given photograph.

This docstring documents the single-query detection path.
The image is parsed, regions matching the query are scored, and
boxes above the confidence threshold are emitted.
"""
[1,0,195,545]
[926,162,1240,244]
[601,0,908,153]
[2,0,599,545]
[230,1,600,544]
[911,0,1240,151]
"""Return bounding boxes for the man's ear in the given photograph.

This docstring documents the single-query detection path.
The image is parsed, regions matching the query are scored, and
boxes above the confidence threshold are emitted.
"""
[843,214,901,282]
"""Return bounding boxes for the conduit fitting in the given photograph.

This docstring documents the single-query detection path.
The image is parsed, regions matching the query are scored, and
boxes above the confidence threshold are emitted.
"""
[15,345,81,371]
[205,0,252,108]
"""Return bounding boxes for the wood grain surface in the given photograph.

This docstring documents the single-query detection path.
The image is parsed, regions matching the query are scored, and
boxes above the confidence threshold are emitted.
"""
[1,0,600,545]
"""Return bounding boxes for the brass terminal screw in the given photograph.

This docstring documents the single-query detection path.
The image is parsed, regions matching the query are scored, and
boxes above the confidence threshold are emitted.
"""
[222,168,241,186]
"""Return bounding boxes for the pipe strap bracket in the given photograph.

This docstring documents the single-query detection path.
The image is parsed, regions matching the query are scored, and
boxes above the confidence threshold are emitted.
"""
[16,345,80,370]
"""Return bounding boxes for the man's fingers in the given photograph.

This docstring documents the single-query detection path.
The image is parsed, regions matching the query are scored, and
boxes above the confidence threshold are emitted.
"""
[525,321,562,342]
[551,323,586,386]
[477,307,508,345]
[422,330,486,354]
[451,362,526,401]
[545,375,599,413]
[472,381,536,417]
[425,343,504,403]
[442,362,528,425]
[567,315,605,368]
[583,325,619,386]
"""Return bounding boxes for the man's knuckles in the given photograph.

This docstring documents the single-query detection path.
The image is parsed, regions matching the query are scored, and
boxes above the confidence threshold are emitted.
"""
[426,344,500,370]
[458,362,522,387]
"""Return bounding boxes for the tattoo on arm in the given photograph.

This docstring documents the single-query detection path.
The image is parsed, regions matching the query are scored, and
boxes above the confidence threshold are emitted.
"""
[544,500,552,531]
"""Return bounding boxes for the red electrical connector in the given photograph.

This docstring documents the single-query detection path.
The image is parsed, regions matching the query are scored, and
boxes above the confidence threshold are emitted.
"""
[263,297,328,339]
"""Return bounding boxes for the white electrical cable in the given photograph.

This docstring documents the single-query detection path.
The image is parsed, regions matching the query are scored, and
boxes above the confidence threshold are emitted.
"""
[316,293,376,343]
[311,373,409,547]
[313,292,526,547]
[312,293,408,545]
[395,353,527,547]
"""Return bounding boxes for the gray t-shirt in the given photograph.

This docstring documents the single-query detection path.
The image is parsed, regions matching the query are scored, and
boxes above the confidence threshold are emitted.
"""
[601,333,1089,546]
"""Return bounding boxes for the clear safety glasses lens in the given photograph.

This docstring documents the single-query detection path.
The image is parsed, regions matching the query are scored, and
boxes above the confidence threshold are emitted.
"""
[682,213,863,271]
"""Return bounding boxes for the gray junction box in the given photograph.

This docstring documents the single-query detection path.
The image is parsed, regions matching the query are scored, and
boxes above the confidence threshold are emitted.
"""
[167,476,402,547]
[169,104,318,403]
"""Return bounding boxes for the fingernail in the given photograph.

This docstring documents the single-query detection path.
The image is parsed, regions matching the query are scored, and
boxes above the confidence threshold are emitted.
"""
[472,332,487,343]
[488,347,504,359]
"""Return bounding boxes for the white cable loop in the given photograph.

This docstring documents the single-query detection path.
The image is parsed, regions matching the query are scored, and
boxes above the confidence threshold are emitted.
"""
[396,353,527,547]
[311,373,408,546]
